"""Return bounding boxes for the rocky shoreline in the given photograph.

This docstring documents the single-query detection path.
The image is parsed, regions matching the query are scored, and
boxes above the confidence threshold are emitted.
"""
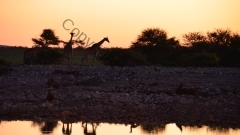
[0,65,240,128]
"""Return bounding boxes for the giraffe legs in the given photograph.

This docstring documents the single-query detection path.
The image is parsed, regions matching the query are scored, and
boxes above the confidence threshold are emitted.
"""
[81,51,91,66]
[65,53,73,65]
[92,54,101,66]
[64,53,69,64]
[70,52,73,65]
[81,49,102,66]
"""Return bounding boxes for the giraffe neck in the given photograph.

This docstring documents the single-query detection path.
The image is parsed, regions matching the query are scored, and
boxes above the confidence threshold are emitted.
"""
[68,35,74,45]
[95,38,106,47]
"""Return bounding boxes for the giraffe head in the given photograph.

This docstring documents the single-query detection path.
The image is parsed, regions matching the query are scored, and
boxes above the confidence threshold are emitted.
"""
[104,37,110,43]
[70,32,75,37]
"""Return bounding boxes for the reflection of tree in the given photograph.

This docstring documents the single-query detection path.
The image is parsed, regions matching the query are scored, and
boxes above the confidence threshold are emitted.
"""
[185,125,234,134]
[31,121,44,127]
[41,121,58,134]
[31,121,58,134]
[207,126,230,133]
[140,124,166,134]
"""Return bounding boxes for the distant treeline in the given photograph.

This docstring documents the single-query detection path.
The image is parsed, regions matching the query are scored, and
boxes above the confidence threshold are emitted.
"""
[1,28,240,67]
[98,28,240,67]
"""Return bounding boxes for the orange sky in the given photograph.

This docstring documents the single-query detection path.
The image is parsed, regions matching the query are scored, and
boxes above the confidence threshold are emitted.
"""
[0,0,240,48]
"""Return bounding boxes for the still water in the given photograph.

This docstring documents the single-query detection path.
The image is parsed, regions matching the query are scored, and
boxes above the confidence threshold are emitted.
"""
[0,121,239,135]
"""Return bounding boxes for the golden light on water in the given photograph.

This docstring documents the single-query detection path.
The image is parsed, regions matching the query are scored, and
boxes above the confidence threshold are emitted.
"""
[0,0,240,48]
[0,121,240,135]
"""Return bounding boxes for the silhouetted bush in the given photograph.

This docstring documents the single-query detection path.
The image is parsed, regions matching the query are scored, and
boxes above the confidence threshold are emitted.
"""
[97,48,149,66]
[35,48,63,64]
[129,27,240,67]
[179,51,220,67]
[0,57,11,66]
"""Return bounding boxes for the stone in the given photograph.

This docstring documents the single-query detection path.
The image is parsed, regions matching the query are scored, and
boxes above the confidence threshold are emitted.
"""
[40,102,53,109]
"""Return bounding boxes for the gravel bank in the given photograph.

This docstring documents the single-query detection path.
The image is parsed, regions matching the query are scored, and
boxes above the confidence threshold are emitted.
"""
[0,65,240,128]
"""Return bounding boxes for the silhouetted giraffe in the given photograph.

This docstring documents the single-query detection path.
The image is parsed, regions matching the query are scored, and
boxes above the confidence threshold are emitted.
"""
[63,32,75,64]
[81,37,109,65]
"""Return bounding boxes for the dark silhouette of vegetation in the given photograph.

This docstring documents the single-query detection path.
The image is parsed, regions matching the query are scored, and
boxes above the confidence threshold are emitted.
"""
[40,121,58,134]
[97,48,149,66]
[0,57,11,66]
[2,27,239,67]
[25,29,85,65]
[24,29,64,65]
[32,29,61,48]
[121,28,240,67]
[31,121,59,134]
[96,28,239,67]
[140,124,166,134]
[35,48,64,64]
[129,28,180,66]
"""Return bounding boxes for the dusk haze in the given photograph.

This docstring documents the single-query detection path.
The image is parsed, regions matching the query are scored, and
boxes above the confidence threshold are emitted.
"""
[1,0,240,48]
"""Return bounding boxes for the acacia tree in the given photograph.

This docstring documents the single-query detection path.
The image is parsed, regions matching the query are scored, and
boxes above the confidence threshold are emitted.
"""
[207,29,232,46]
[230,33,240,50]
[131,28,168,48]
[131,28,179,48]
[182,32,210,52]
[130,28,180,65]
[29,29,64,64]
[182,32,207,46]
[32,29,61,48]
[207,29,240,66]
[182,29,240,66]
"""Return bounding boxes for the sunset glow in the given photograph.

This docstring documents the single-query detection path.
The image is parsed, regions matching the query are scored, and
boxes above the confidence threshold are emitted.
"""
[1,0,240,48]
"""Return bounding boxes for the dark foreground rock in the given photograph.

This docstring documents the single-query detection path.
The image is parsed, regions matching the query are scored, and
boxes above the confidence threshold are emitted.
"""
[0,65,240,128]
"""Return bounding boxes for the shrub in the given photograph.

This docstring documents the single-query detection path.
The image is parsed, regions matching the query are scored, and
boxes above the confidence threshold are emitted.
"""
[0,57,11,66]
[35,48,64,64]
[97,48,149,66]
[179,51,220,67]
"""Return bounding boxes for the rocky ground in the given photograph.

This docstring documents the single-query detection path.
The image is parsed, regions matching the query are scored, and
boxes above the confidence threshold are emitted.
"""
[0,65,240,128]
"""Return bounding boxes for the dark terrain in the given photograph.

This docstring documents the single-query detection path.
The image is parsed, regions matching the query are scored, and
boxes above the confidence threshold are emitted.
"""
[0,66,240,128]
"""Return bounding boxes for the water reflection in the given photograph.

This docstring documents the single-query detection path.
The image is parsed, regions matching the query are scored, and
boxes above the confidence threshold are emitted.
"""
[130,123,140,133]
[140,123,166,134]
[0,120,240,135]
[207,126,234,134]
[175,123,183,132]
[62,122,72,135]
[32,121,58,134]
[82,122,99,135]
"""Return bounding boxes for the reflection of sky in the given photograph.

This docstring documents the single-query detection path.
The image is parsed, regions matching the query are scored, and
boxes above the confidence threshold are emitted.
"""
[0,121,240,135]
